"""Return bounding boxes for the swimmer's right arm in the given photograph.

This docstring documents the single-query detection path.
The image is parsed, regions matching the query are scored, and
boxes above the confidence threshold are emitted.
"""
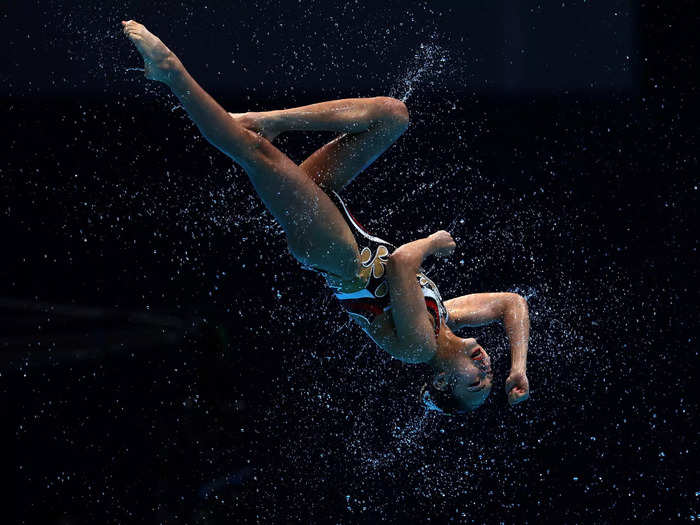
[390,230,456,269]
[384,231,456,363]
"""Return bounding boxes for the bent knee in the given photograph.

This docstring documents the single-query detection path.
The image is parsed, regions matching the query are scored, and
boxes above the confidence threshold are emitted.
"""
[373,96,410,131]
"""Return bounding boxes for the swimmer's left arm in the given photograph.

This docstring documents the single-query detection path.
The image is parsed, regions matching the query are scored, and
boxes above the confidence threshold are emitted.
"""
[444,293,530,405]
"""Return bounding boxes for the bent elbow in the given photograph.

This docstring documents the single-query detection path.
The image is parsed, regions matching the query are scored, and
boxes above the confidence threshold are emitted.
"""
[387,248,418,276]
[505,293,529,316]
[513,294,529,310]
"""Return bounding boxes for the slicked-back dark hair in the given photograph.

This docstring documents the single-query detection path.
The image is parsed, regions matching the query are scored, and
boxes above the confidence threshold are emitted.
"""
[419,382,473,416]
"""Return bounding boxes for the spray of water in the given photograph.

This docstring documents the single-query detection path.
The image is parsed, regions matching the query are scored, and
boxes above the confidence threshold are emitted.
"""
[390,38,450,103]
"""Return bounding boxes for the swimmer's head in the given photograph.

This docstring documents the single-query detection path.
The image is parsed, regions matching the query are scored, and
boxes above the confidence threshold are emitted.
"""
[420,338,493,414]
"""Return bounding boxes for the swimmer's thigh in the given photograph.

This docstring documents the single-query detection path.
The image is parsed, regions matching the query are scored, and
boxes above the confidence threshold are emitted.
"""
[235,137,360,278]
[300,117,408,193]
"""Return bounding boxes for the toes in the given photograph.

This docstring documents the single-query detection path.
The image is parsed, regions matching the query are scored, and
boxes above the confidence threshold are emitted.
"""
[121,20,142,33]
[122,25,141,40]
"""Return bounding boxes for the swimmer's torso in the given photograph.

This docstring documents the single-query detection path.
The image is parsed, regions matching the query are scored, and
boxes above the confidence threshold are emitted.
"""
[308,191,449,355]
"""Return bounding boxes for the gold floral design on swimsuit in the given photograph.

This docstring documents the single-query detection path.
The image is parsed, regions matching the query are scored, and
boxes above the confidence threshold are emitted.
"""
[360,245,390,278]
[325,244,393,296]
[357,244,390,297]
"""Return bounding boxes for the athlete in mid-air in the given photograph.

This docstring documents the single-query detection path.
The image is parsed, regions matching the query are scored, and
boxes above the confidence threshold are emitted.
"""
[121,20,530,414]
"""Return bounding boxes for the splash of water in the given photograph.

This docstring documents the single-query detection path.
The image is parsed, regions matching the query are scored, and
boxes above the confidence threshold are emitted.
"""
[390,38,450,103]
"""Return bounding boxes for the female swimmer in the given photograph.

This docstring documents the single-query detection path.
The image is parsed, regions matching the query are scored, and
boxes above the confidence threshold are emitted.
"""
[121,20,530,414]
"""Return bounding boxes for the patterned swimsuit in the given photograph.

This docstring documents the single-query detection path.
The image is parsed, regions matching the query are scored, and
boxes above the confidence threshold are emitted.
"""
[314,191,449,335]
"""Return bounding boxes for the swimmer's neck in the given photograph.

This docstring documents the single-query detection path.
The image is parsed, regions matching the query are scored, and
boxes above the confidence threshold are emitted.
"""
[426,328,468,372]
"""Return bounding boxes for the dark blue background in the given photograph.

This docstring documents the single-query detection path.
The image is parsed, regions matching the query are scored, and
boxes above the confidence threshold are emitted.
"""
[2,1,697,523]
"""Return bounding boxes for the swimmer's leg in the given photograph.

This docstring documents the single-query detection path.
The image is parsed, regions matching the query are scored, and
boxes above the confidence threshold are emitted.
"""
[230,98,409,193]
[121,20,360,278]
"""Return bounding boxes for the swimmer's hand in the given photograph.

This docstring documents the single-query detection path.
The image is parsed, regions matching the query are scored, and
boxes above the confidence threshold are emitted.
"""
[391,231,455,271]
[428,230,456,257]
[505,369,530,406]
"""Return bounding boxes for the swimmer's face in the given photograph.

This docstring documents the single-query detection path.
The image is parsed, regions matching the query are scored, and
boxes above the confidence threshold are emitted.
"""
[435,338,493,411]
